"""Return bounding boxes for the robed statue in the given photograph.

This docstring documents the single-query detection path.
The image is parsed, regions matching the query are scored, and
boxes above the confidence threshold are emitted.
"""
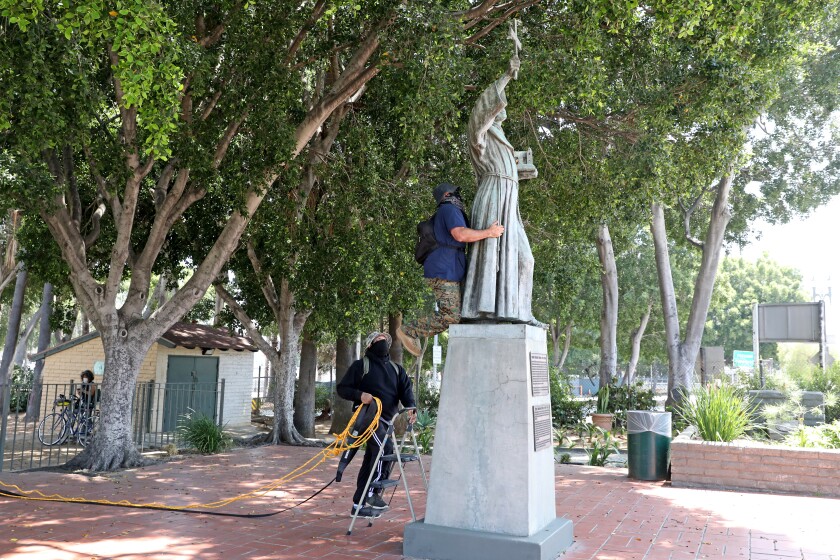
[461,34,543,327]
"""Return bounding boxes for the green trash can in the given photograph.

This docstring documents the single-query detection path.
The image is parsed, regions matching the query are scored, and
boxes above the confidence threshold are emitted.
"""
[627,411,671,481]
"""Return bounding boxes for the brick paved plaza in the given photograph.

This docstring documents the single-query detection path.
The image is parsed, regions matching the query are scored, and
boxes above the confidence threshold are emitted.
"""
[1,445,838,559]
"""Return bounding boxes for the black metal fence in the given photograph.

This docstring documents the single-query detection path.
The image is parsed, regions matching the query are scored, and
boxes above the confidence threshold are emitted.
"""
[1,379,225,472]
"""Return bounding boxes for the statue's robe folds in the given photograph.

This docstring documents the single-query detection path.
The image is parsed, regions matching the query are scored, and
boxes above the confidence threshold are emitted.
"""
[462,79,535,323]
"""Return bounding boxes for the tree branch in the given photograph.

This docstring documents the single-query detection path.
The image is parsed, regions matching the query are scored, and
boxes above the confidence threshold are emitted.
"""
[200,87,224,121]
[464,0,541,45]
[83,144,122,223]
[455,0,505,22]
[214,282,279,358]
[64,146,81,227]
[679,192,706,249]
[83,199,107,247]
[294,65,380,158]
[246,239,283,321]
[150,186,266,331]
[285,0,328,65]
[214,112,248,169]
[154,162,177,211]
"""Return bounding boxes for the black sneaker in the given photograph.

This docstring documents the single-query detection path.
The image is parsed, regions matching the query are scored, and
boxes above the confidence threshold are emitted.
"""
[366,494,389,510]
[351,505,382,519]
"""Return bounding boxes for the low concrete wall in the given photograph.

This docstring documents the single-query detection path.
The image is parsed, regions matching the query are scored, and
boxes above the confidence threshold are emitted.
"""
[671,427,840,498]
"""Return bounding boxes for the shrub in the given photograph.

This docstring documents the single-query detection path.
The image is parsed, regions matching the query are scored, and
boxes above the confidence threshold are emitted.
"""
[608,382,657,429]
[596,385,610,414]
[550,369,588,428]
[581,427,620,466]
[9,365,33,413]
[315,385,331,415]
[784,421,840,449]
[416,379,440,416]
[413,410,436,454]
[677,383,755,442]
[558,453,572,464]
[178,410,232,454]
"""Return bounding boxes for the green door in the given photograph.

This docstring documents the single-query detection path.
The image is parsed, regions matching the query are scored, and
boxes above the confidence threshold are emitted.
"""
[163,356,219,432]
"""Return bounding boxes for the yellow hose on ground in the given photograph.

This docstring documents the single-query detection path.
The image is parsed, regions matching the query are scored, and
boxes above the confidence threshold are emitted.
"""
[0,397,382,512]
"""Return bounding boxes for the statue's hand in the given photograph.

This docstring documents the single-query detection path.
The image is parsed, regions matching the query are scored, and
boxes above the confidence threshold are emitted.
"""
[508,55,521,79]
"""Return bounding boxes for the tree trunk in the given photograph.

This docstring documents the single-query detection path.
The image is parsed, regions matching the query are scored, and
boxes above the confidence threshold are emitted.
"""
[80,309,89,335]
[550,319,561,367]
[66,328,155,470]
[651,175,732,407]
[25,283,52,422]
[0,210,21,299]
[388,313,404,366]
[142,273,169,319]
[271,279,311,444]
[558,322,572,371]
[596,224,618,388]
[329,336,355,434]
[213,289,224,328]
[0,267,28,389]
[624,302,652,385]
[294,333,317,438]
[12,308,41,366]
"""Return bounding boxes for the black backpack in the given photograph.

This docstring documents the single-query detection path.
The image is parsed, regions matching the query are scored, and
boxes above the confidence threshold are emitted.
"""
[414,213,438,265]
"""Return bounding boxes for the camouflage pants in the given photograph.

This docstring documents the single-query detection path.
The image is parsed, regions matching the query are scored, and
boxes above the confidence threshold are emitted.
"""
[403,278,461,339]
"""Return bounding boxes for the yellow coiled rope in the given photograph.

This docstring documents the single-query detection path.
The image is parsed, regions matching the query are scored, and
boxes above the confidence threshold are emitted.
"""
[0,397,382,513]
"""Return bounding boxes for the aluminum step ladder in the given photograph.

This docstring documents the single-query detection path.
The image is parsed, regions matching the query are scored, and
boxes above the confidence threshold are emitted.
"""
[347,406,429,535]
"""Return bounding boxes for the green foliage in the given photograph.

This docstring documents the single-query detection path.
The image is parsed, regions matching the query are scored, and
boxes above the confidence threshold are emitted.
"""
[784,421,840,449]
[574,421,600,444]
[608,383,657,429]
[550,370,588,428]
[315,385,331,416]
[177,410,232,454]
[553,427,571,450]
[704,255,807,353]
[581,427,620,467]
[9,365,33,412]
[677,383,756,442]
[416,378,440,417]
[596,385,611,414]
[413,409,436,455]
[770,348,840,423]
[558,452,572,465]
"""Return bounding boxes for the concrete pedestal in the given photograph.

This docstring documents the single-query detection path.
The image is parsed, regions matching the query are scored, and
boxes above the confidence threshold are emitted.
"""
[403,324,573,560]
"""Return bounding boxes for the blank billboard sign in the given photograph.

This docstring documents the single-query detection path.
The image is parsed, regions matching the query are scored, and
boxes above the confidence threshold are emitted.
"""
[757,303,821,343]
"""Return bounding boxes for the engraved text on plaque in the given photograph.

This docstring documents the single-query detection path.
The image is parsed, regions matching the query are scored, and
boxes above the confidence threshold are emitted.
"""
[532,404,553,452]
[530,352,549,397]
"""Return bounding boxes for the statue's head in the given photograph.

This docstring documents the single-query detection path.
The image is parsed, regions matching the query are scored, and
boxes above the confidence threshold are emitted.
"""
[494,108,507,124]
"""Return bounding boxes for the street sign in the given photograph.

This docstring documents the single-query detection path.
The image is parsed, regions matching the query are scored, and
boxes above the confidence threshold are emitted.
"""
[432,345,442,365]
[732,350,755,369]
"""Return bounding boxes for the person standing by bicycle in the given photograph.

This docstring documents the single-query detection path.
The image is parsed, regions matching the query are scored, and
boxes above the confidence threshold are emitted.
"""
[76,370,97,411]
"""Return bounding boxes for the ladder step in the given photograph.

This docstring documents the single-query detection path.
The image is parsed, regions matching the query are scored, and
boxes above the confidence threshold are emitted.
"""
[381,454,419,463]
[370,479,400,490]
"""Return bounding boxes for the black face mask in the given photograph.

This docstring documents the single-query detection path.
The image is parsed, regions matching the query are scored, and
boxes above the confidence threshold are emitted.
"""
[369,340,390,358]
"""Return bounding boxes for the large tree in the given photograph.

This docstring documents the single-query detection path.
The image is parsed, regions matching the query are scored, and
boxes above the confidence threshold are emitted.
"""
[0,0,445,470]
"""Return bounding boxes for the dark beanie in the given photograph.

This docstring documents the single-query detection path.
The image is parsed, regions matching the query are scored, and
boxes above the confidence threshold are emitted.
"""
[433,183,458,204]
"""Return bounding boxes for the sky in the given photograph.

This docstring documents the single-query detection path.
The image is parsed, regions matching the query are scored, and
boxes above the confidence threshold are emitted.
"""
[737,193,840,341]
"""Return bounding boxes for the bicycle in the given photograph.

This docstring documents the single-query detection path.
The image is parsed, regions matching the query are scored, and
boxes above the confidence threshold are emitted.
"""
[37,394,97,447]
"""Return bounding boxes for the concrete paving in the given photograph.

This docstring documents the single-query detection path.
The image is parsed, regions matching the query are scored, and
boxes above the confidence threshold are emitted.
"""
[0,444,838,559]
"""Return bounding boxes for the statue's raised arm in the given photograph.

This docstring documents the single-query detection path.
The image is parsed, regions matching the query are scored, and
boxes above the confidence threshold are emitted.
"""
[467,56,521,164]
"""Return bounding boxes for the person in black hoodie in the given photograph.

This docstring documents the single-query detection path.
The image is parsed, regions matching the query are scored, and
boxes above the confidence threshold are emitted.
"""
[337,331,417,519]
